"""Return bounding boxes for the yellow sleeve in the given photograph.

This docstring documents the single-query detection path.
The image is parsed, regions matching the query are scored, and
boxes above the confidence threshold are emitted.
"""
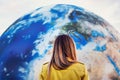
[39,65,47,80]
[82,65,89,80]
[39,65,44,80]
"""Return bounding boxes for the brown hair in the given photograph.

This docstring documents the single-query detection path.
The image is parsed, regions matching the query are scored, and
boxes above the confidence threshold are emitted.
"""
[47,34,77,80]
[50,34,77,69]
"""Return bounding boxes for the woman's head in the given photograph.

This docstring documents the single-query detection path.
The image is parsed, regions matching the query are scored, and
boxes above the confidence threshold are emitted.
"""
[50,34,77,69]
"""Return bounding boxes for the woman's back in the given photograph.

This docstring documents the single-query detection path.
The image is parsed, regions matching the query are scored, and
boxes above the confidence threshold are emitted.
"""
[40,62,89,80]
[39,34,89,80]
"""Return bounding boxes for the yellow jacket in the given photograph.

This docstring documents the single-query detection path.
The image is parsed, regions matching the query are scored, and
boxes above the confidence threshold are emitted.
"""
[40,62,89,80]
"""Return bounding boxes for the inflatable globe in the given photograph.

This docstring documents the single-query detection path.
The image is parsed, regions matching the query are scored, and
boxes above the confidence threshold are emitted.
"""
[0,4,120,80]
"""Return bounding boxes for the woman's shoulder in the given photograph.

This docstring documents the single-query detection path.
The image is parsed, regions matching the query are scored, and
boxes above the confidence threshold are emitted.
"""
[68,62,86,70]
[42,62,86,70]
[43,62,49,65]
[42,62,49,69]
[76,61,85,65]
[73,61,85,66]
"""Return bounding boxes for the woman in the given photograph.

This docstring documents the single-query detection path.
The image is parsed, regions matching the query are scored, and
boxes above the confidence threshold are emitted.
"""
[40,34,89,80]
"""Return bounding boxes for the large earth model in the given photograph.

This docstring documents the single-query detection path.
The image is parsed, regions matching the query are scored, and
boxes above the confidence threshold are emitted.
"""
[0,4,120,80]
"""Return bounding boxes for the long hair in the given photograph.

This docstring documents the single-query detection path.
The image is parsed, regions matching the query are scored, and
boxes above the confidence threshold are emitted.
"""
[46,34,77,80]
[50,34,77,69]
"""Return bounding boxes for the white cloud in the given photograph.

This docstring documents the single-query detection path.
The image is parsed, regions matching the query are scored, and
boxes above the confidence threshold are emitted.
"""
[0,0,120,35]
